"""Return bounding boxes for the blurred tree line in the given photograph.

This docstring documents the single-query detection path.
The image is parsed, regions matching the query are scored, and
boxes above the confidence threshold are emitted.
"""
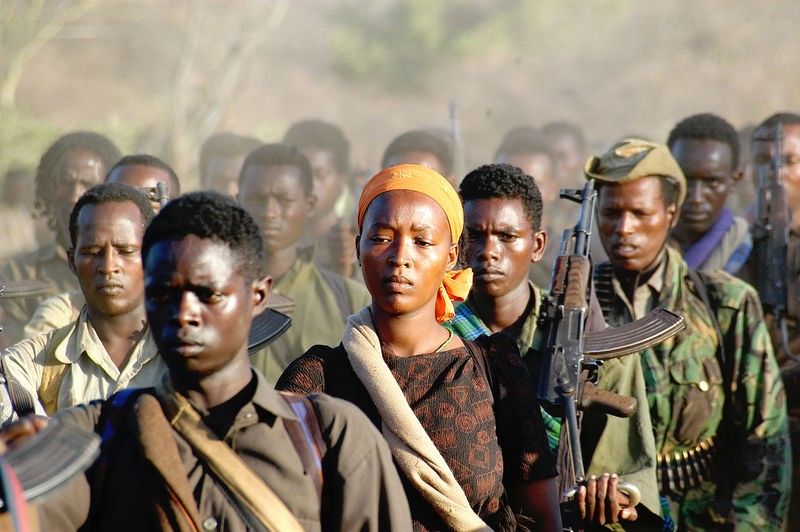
[0,0,288,186]
[329,0,621,91]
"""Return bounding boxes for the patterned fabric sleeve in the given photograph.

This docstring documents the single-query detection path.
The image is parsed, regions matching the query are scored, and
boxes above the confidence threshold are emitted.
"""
[274,346,328,394]
[478,334,558,484]
[711,276,791,528]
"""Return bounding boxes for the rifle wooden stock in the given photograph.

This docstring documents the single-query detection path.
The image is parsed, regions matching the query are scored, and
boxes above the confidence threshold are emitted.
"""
[563,256,590,311]
[580,381,637,418]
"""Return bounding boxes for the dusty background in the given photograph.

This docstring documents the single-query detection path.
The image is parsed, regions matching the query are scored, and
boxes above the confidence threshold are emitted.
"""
[1,0,798,187]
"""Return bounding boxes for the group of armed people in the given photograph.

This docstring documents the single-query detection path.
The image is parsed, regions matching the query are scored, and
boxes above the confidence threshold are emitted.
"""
[0,111,796,532]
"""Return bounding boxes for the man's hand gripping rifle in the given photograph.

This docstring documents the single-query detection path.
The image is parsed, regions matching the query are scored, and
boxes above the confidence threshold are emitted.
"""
[752,123,797,359]
[536,180,685,526]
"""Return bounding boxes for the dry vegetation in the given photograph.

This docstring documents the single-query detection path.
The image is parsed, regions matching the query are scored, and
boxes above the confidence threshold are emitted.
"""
[2,0,798,187]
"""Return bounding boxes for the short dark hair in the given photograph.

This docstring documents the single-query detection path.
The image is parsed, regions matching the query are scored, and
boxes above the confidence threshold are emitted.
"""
[667,113,741,169]
[107,154,182,195]
[142,191,265,282]
[459,163,543,232]
[542,121,587,154]
[495,126,556,165]
[199,133,262,179]
[283,120,350,174]
[756,112,800,132]
[381,129,455,176]
[36,131,122,228]
[69,183,154,248]
[239,143,313,196]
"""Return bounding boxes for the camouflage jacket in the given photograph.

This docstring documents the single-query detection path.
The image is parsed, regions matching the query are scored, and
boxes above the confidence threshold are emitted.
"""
[593,245,791,530]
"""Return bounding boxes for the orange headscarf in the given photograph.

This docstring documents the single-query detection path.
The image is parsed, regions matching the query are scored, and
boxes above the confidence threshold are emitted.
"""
[357,164,472,323]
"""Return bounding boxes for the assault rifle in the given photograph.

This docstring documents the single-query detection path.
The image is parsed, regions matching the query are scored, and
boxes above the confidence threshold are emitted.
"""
[156,181,169,209]
[536,180,685,528]
[752,123,796,358]
[138,181,170,210]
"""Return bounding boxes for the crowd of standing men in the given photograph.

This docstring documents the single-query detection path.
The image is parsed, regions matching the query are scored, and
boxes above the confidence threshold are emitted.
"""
[0,110,796,531]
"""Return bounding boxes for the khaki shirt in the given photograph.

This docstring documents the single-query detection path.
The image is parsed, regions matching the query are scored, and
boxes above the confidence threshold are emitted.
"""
[1,306,166,419]
[42,370,412,531]
[24,290,84,338]
[0,243,77,347]
[252,259,370,383]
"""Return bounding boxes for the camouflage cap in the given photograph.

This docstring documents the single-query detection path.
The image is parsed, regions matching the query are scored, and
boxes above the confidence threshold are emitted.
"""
[584,138,686,207]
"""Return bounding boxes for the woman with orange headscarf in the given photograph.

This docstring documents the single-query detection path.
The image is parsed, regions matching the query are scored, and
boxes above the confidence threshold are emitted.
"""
[277,164,561,531]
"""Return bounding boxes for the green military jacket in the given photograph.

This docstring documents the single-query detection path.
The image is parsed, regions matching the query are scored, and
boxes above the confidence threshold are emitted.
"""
[593,245,791,530]
[252,258,370,383]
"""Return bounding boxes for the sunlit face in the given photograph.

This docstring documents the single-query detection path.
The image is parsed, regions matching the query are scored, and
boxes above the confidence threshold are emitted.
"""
[304,148,345,214]
[238,164,315,253]
[69,201,145,318]
[357,190,457,319]
[597,177,677,273]
[144,236,270,377]
[203,155,246,197]
[671,138,739,242]
[54,148,106,247]
[464,197,545,299]
[106,164,173,213]
[497,152,558,204]
[752,123,800,212]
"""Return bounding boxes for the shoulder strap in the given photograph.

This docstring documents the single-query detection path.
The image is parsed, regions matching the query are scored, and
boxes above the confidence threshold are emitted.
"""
[163,391,305,532]
[592,261,616,318]
[99,388,153,444]
[278,392,327,501]
[37,325,73,415]
[87,387,154,530]
[319,268,352,322]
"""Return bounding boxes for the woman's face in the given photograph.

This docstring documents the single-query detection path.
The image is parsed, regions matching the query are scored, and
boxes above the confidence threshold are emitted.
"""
[358,190,457,320]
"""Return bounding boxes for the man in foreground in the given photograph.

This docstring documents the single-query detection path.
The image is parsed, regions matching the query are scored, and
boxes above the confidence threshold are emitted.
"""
[23,154,182,338]
[1,183,163,420]
[588,138,790,529]
[1,192,410,530]
[449,163,640,527]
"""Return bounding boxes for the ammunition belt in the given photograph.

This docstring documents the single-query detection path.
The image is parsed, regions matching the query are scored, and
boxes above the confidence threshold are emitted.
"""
[656,437,715,495]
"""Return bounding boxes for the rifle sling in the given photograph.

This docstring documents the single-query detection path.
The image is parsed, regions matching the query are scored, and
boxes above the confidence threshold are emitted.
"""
[278,392,327,501]
[159,387,305,532]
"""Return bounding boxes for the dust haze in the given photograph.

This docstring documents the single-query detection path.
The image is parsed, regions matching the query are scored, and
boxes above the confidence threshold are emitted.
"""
[1,0,798,186]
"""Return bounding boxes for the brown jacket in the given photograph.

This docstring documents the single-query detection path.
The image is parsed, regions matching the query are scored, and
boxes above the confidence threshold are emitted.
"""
[39,370,411,531]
